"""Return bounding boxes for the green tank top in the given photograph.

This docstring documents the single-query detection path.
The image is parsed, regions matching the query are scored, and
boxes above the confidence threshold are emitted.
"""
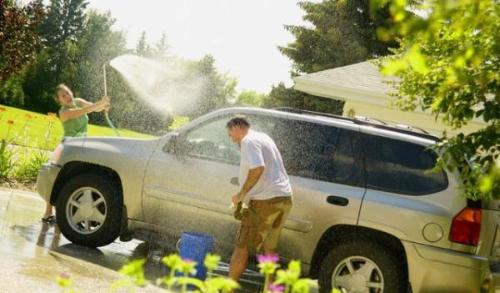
[60,100,89,137]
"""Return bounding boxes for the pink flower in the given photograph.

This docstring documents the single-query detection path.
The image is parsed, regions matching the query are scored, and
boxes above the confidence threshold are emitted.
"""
[60,272,71,279]
[268,283,285,293]
[257,253,279,264]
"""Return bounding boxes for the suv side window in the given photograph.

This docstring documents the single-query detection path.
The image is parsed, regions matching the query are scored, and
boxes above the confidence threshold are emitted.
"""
[362,134,448,195]
[183,117,240,164]
[332,129,364,187]
[271,119,364,187]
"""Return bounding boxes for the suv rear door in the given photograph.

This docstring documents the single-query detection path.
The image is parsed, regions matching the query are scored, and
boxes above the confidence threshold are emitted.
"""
[357,130,469,250]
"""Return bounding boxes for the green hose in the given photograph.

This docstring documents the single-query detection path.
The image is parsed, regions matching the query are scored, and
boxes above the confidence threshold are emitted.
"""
[103,63,120,137]
[105,112,120,137]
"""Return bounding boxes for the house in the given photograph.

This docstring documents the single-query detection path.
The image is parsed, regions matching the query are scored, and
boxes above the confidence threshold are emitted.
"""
[293,61,486,136]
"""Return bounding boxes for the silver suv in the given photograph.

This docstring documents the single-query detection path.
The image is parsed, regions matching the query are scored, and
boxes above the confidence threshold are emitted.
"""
[37,107,497,292]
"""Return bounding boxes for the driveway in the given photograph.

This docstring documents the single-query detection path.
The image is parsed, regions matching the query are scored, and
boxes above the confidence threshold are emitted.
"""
[0,188,263,292]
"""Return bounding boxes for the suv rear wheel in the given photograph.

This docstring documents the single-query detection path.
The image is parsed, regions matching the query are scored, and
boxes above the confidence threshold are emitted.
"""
[319,240,407,293]
[56,173,122,247]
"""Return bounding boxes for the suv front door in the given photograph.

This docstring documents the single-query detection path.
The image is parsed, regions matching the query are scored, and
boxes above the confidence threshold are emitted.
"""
[143,115,241,258]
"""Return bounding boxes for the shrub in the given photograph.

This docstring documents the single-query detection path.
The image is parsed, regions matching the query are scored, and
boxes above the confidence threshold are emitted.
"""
[0,139,14,179]
[14,149,48,180]
[58,252,325,293]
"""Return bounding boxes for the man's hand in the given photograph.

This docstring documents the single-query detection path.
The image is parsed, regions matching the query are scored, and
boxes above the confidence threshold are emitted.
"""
[232,192,244,205]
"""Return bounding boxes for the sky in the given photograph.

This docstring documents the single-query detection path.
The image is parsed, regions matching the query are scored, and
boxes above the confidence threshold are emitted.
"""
[86,0,316,93]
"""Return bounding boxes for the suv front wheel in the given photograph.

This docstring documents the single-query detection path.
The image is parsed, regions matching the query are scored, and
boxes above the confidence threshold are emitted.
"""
[56,173,122,247]
[319,240,407,293]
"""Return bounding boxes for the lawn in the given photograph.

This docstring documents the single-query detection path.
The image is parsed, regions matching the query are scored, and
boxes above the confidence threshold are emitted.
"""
[0,104,155,150]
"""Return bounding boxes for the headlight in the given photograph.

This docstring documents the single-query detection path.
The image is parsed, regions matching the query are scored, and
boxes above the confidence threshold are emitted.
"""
[49,143,64,164]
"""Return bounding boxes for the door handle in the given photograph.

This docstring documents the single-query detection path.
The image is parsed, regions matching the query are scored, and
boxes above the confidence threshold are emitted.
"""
[327,195,349,206]
[230,177,239,186]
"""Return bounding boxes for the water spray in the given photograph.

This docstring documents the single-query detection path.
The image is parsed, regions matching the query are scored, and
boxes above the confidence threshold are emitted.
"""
[102,63,120,137]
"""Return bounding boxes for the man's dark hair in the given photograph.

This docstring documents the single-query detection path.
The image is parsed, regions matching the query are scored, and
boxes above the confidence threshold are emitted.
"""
[226,116,250,129]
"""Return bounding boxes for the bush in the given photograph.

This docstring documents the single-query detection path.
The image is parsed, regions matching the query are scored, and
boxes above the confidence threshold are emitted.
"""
[0,139,14,179]
[14,149,48,180]
[58,252,325,293]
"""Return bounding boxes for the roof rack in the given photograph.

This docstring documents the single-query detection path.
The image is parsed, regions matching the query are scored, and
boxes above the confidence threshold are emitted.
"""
[354,115,387,125]
[275,107,352,121]
[274,107,439,141]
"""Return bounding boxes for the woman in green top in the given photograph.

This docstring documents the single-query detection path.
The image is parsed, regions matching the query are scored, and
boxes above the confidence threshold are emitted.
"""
[41,83,110,223]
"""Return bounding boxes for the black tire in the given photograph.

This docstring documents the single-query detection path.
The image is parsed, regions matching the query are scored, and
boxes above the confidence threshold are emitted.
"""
[318,240,408,293]
[56,173,122,247]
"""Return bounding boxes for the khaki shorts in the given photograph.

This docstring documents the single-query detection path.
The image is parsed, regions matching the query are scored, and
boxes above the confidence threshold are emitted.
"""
[236,197,292,254]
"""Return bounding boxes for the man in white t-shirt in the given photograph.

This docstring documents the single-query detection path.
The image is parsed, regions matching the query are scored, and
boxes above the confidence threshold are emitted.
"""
[226,116,293,282]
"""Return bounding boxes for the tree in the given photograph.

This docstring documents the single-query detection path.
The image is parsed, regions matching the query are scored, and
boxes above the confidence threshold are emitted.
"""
[0,0,44,82]
[187,55,237,118]
[374,0,499,200]
[154,32,170,60]
[236,90,266,107]
[281,0,397,74]
[264,83,344,114]
[39,0,88,47]
[22,0,88,112]
[269,0,397,113]
[136,31,152,57]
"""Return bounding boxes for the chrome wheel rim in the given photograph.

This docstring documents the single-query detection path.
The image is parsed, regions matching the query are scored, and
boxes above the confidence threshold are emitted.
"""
[332,256,384,293]
[65,187,107,235]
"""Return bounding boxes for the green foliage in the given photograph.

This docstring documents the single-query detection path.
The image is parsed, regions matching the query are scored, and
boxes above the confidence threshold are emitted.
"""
[56,272,80,293]
[180,55,237,119]
[0,105,151,152]
[268,0,398,114]
[2,0,236,135]
[39,0,88,47]
[280,0,397,75]
[119,259,147,286]
[0,0,44,82]
[169,116,190,130]
[136,31,152,57]
[264,83,344,114]
[13,150,48,180]
[236,90,266,107]
[375,0,499,200]
[0,139,14,179]
[158,253,239,293]
[0,72,26,106]
[58,251,319,293]
[21,0,89,114]
[274,261,319,293]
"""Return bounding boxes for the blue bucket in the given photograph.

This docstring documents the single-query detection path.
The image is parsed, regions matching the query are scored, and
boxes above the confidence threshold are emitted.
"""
[177,232,214,280]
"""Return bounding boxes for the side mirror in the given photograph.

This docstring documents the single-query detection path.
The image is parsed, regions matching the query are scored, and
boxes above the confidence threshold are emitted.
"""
[163,133,180,154]
[230,177,239,186]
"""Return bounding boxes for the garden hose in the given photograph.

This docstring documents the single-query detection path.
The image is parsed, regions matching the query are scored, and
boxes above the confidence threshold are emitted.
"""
[103,64,120,137]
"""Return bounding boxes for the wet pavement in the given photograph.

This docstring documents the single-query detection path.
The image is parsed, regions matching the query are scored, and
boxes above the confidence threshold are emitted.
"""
[0,188,264,292]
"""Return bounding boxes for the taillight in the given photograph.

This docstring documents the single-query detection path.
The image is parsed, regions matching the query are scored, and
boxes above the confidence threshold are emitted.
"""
[449,207,481,246]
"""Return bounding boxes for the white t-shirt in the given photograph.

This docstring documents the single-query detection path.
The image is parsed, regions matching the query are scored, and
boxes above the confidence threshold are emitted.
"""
[239,129,292,201]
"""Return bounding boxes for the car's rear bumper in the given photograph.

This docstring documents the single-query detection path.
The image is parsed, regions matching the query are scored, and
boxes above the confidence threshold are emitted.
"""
[403,240,494,292]
[36,163,61,203]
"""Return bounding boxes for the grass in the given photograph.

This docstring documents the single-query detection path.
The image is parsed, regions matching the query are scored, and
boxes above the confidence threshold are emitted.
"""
[0,104,154,150]
[170,116,190,130]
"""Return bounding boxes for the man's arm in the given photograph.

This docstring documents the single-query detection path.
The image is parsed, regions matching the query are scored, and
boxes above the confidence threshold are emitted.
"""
[233,166,264,204]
